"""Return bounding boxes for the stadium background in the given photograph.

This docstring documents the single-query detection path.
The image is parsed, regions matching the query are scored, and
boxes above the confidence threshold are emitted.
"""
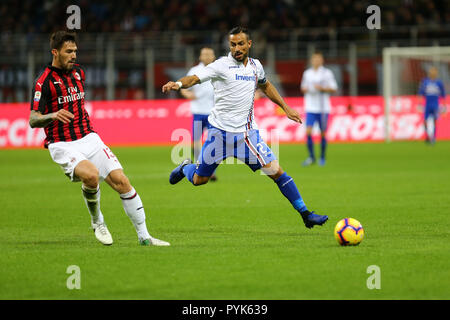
[1,0,450,147]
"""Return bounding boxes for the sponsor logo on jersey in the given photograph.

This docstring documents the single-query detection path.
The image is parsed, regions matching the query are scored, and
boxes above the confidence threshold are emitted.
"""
[74,72,81,81]
[235,74,256,81]
[229,66,239,69]
[57,86,85,104]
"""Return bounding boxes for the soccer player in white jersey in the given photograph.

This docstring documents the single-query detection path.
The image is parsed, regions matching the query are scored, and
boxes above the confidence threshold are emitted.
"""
[180,47,218,180]
[162,27,328,229]
[300,52,337,166]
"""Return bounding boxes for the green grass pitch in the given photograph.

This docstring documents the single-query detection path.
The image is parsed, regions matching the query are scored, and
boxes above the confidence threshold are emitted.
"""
[0,141,449,299]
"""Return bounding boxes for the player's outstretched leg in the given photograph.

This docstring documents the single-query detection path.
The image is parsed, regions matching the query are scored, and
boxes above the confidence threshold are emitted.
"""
[169,159,211,186]
[265,161,328,229]
[76,160,113,245]
[106,169,170,246]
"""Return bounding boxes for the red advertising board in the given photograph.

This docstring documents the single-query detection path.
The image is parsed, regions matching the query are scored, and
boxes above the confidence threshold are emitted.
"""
[1,96,449,148]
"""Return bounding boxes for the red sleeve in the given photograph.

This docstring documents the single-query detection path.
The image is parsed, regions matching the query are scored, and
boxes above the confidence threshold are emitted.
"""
[30,69,50,112]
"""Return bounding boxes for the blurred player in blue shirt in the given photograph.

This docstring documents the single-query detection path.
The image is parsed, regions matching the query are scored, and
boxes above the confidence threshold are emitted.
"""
[180,47,218,180]
[418,66,446,144]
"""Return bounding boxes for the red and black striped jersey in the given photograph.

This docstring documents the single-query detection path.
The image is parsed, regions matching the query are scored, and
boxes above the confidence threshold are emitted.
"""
[30,63,94,147]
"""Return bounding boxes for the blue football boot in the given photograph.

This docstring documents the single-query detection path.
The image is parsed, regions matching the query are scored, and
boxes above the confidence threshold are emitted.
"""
[300,210,328,229]
[169,159,192,185]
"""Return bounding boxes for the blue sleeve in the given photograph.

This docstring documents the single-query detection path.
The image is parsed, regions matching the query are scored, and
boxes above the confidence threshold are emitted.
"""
[418,80,425,95]
[438,81,445,98]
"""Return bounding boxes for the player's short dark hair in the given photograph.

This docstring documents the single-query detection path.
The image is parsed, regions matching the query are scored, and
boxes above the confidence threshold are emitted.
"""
[229,26,251,40]
[50,31,77,50]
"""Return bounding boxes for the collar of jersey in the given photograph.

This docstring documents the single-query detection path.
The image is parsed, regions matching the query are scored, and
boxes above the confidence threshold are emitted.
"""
[48,63,71,75]
[311,66,325,72]
[227,52,246,66]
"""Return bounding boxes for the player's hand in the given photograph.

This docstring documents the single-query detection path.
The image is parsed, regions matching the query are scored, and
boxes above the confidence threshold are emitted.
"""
[314,84,324,92]
[162,81,181,93]
[285,107,302,124]
[52,109,74,123]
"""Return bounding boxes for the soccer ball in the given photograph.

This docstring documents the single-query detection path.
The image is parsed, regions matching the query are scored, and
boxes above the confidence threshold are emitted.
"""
[334,218,364,246]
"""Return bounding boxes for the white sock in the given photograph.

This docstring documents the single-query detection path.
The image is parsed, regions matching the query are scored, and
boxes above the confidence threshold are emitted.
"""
[120,187,151,241]
[82,184,104,225]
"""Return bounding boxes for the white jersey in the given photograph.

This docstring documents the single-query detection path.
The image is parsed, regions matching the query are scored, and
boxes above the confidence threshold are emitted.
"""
[301,66,337,114]
[194,52,266,132]
[186,62,215,115]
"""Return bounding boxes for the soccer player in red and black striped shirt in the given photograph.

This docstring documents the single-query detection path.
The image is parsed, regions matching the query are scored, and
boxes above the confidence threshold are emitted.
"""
[29,31,169,247]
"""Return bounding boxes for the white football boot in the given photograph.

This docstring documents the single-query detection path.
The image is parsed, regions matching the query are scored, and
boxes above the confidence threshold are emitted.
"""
[92,223,113,245]
[140,236,170,246]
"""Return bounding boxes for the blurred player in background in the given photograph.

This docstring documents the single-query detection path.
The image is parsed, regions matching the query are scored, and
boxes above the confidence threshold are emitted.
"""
[162,27,328,230]
[418,66,446,145]
[29,31,169,246]
[180,47,217,181]
[300,52,337,166]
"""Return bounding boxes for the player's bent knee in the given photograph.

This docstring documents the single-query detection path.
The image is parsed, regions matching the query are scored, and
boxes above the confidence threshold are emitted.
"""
[75,163,99,188]
[82,171,99,188]
[269,167,284,180]
[262,161,282,178]
[192,175,209,186]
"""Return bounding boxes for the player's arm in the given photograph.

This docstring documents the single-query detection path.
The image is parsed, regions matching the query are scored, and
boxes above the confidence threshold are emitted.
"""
[259,80,302,124]
[300,73,309,94]
[315,85,337,93]
[180,89,196,100]
[416,79,426,111]
[162,75,200,93]
[29,109,74,128]
[29,76,75,128]
[439,81,447,113]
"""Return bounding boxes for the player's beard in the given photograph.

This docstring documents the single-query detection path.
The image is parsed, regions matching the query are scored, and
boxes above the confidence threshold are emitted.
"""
[233,51,246,62]
[61,56,75,72]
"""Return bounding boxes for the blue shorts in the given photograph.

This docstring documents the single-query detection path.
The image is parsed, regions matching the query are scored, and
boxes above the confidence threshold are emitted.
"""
[192,114,210,142]
[424,106,439,121]
[306,113,329,131]
[196,125,277,177]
